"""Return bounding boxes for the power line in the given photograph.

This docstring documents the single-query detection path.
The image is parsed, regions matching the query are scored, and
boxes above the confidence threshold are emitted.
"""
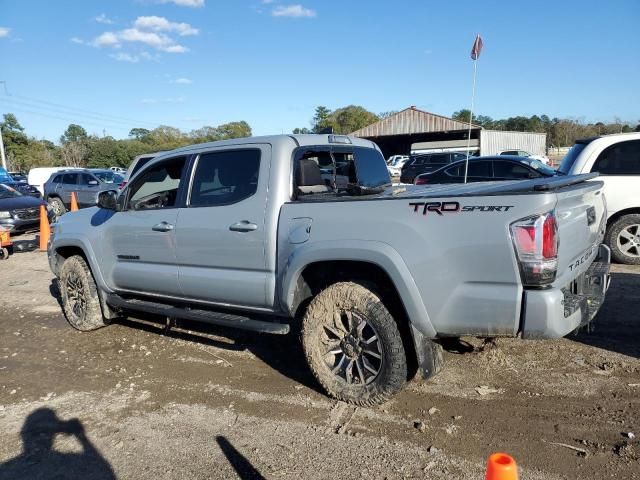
[2,106,132,132]
[1,97,154,130]
[0,90,159,128]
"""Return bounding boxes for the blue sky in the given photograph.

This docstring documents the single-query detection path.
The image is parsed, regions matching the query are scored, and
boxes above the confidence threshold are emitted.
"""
[1,0,639,142]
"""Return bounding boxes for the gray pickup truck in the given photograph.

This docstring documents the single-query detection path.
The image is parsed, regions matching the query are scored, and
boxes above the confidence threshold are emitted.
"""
[48,134,611,405]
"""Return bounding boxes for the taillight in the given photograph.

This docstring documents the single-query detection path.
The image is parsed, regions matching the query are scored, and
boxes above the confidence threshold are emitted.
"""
[510,211,559,287]
[415,177,429,185]
[118,181,127,189]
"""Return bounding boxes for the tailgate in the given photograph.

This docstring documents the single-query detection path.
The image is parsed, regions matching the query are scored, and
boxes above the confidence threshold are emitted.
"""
[553,179,606,286]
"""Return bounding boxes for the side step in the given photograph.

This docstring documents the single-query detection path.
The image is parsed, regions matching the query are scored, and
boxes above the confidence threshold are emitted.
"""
[105,294,290,335]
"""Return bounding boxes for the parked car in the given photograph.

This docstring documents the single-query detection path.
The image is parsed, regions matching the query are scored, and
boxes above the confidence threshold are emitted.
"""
[399,152,468,184]
[499,149,550,165]
[28,167,73,196]
[0,184,54,234]
[8,171,27,182]
[120,152,165,189]
[414,156,557,185]
[559,132,640,264]
[48,134,610,405]
[386,155,408,165]
[0,167,41,197]
[110,166,126,175]
[387,156,410,177]
[43,168,124,217]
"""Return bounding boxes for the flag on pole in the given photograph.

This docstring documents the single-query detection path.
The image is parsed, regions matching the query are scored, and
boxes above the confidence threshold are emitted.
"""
[470,34,483,60]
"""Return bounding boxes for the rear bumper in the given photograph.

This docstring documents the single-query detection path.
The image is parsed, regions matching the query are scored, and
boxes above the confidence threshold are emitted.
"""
[521,244,611,339]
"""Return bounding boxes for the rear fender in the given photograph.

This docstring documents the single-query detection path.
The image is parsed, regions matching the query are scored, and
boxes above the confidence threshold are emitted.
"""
[281,240,437,338]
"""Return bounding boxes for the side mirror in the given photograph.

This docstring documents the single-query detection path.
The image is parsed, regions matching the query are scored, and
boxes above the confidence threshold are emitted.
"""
[88,180,99,186]
[97,190,118,210]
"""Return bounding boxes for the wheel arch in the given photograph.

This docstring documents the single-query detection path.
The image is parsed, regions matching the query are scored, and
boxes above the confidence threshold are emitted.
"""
[281,240,437,339]
[52,238,109,291]
[607,207,640,228]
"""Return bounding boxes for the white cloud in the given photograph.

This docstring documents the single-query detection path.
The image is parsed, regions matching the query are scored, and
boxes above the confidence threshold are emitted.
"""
[262,0,276,3]
[0,27,11,38]
[134,16,198,36]
[156,0,205,7]
[93,31,120,47]
[110,52,140,63]
[95,13,114,25]
[163,44,189,53]
[70,37,85,44]
[172,77,193,84]
[272,4,316,18]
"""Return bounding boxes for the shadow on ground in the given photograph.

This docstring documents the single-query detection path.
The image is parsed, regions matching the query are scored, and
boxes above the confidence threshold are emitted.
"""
[573,272,640,359]
[215,436,265,480]
[0,408,116,480]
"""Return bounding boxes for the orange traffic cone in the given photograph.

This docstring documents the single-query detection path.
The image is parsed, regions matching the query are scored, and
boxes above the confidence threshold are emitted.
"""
[39,205,50,251]
[486,453,518,480]
[70,192,79,212]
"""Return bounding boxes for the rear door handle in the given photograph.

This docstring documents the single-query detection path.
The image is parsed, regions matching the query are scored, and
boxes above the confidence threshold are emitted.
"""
[229,221,258,232]
[152,221,174,232]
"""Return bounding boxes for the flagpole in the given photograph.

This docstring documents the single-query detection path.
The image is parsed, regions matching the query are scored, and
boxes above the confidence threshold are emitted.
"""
[464,56,478,184]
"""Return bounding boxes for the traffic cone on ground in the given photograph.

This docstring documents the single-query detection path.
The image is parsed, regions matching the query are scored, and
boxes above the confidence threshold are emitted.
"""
[70,192,79,212]
[39,205,50,251]
[486,453,518,480]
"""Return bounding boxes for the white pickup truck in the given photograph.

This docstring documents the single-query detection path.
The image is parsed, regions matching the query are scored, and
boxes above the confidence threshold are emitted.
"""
[559,132,640,264]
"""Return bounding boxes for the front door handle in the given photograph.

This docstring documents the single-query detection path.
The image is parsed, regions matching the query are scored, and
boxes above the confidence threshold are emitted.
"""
[152,221,174,232]
[229,221,258,232]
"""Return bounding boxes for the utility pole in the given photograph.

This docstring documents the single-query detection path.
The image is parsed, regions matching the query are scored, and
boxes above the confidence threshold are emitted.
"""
[0,81,8,169]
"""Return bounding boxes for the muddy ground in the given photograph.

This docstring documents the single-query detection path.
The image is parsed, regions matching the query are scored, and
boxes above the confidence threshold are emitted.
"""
[0,235,638,479]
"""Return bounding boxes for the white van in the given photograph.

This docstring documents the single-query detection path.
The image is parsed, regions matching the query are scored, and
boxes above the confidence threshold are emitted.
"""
[28,167,77,195]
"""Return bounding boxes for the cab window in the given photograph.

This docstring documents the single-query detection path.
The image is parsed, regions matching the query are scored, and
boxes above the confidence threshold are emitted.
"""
[127,157,186,210]
[591,140,640,175]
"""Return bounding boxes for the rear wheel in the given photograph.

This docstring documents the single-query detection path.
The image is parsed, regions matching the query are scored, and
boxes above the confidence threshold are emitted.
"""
[48,197,66,219]
[606,214,640,265]
[59,255,108,331]
[301,282,407,406]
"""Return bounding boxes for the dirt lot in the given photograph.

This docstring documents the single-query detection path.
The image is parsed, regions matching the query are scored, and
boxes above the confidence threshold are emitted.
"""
[0,236,638,479]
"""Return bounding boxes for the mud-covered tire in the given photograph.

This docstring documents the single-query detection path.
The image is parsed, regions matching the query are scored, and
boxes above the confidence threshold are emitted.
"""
[301,282,407,406]
[606,214,640,265]
[48,197,66,219]
[59,255,108,331]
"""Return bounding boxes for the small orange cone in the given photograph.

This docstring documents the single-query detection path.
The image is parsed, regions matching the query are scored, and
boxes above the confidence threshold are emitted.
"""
[39,205,50,251]
[486,453,518,480]
[70,192,79,212]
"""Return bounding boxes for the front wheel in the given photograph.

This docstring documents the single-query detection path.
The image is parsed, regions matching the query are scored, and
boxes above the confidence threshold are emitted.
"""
[59,255,108,331]
[606,214,640,265]
[48,197,66,219]
[301,282,407,406]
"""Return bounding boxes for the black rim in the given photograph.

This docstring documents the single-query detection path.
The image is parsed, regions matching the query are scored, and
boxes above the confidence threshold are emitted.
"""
[320,310,383,385]
[66,272,86,319]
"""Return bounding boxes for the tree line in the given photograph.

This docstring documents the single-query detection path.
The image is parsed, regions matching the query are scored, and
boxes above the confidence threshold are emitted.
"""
[451,109,640,149]
[0,113,252,172]
[2,105,638,172]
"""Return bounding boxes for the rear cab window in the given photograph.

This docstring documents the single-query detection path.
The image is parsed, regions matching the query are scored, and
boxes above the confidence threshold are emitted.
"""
[293,146,390,200]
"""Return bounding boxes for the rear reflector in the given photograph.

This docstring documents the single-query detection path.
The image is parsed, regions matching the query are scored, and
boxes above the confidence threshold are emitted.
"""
[510,211,559,287]
[415,177,429,185]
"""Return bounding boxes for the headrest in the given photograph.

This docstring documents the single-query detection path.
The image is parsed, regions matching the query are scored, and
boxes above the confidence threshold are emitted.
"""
[297,159,324,187]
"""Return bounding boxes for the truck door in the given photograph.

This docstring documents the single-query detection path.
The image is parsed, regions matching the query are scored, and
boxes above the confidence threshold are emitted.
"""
[175,146,271,308]
[100,156,187,297]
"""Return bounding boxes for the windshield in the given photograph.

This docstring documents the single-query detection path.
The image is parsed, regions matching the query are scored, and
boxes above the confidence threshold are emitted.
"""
[93,171,124,184]
[525,159,557,176]
[0,184,22,199]
[558,143,588,175]
[0,167,14,183]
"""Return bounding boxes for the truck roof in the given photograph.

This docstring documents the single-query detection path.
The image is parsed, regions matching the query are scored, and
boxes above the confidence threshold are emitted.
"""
[158,134,379,158]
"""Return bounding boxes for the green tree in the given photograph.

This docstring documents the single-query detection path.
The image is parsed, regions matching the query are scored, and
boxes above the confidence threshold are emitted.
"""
[312,106,333,133]
[216,121,252,140]
[328,105,379,134]
[128,128,151,141]
[60,124,88,145]
[292,127,311,134]
[86,136,131,168]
